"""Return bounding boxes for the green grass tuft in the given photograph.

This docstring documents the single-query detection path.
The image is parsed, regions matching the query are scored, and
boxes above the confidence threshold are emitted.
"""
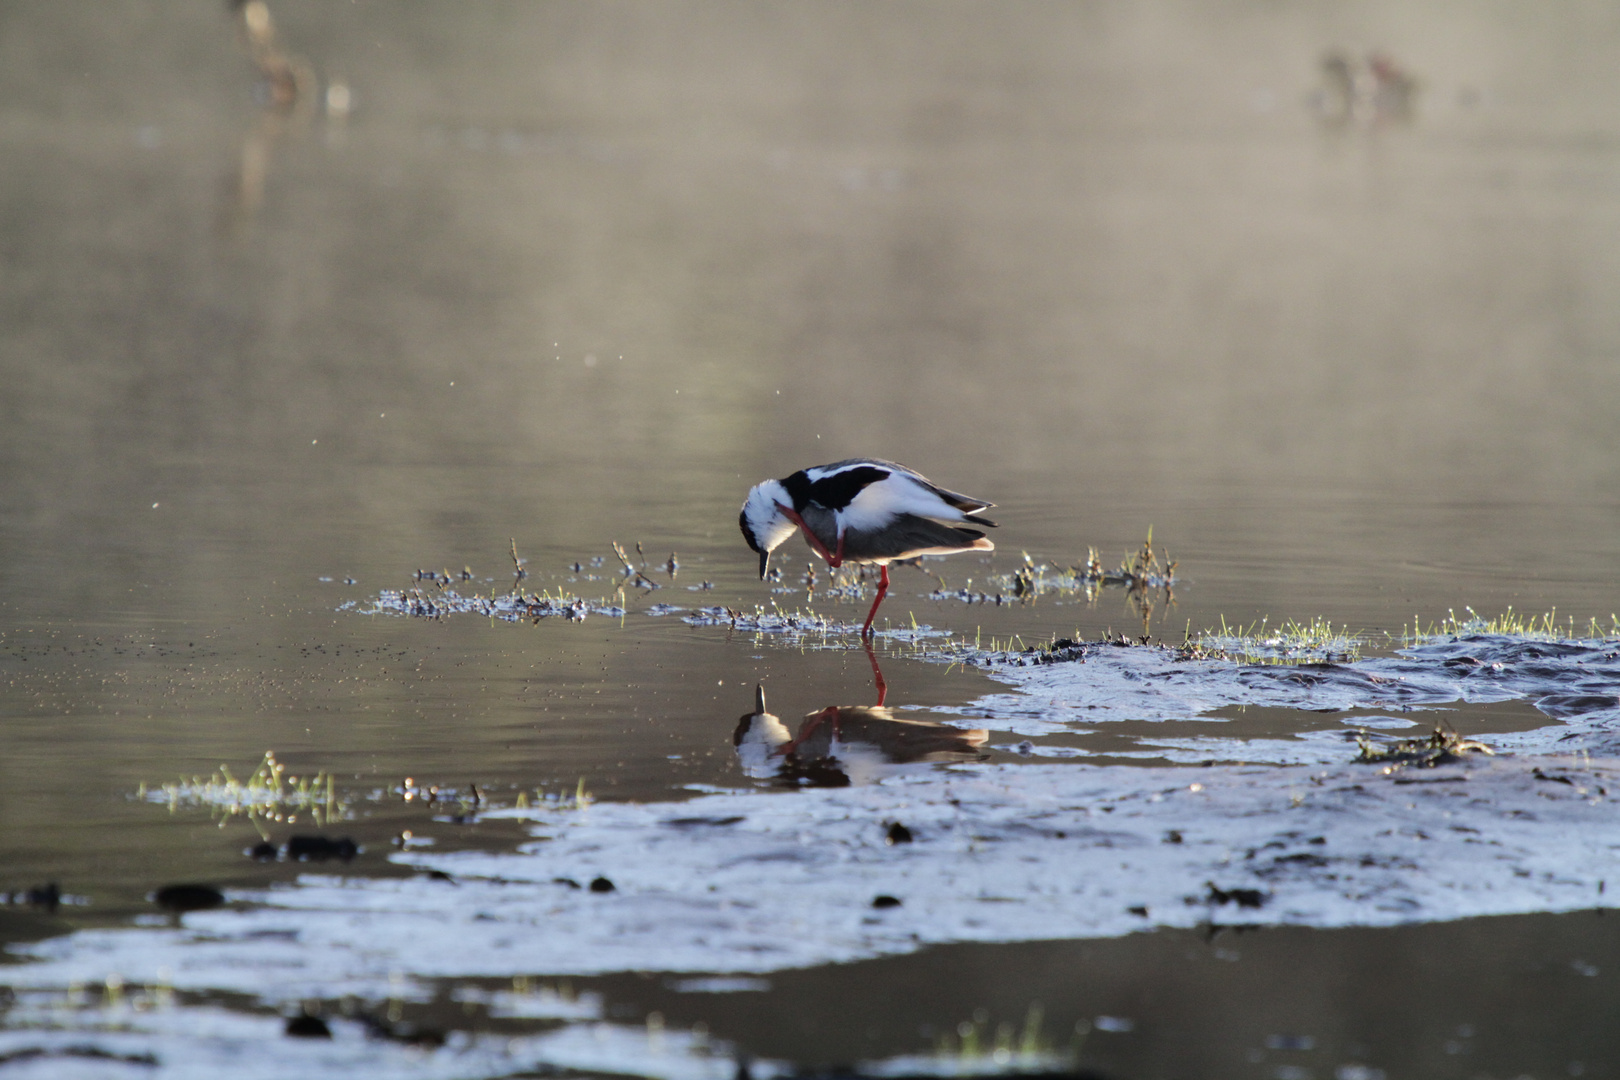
[1403,606,1620,645]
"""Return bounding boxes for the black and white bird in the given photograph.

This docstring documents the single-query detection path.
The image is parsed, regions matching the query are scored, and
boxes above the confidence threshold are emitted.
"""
[738,459,997,636]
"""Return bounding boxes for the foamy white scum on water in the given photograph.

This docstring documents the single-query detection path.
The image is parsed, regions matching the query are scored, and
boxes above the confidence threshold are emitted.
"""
[6,633,1620,1076]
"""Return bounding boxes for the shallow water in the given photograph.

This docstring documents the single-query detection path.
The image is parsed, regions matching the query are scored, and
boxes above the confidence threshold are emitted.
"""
[5,2,1620,1076]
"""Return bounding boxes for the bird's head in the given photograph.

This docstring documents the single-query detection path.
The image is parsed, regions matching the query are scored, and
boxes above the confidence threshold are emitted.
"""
[738,479,797,578]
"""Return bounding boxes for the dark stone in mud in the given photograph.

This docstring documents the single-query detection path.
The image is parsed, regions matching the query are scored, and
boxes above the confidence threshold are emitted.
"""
[286,835,359,862]
[286,1012,332,1038]
[153,884,225,913]
[358,1014,447,1047]
[1264,853,1330,873]
[1163,830,1183,844]
[589,876,616,893]
[872,895,902,909]
[885,822,914,845]
[6,883,60,912]
[248,841,278,861]
[1204,882,1267,909]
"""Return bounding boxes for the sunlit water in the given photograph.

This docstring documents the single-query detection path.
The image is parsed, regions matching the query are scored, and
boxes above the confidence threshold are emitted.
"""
[4,3,1620,1076]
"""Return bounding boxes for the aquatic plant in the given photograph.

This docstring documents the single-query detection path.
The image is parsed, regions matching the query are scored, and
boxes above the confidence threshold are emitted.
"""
[1354,726,1494,770]
[931,529,1178,611]
[513,778,595,813]
[359,585,624,623]
[1195,615,1363,664]
[610,540,665,592]
[1403,606,1620,645]
[915,1002,1084,1076]
[143,751,345,833]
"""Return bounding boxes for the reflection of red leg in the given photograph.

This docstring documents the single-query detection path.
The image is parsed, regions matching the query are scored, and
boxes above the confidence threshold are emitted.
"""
[861,564,890,638]
[864,639,888,707]
[774,706,840,757]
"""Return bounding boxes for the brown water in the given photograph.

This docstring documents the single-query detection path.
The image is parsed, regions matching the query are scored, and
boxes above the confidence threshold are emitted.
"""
[4,2,1620,1076]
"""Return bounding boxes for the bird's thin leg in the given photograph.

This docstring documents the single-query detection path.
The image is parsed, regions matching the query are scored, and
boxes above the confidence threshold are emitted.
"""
[778,505,841,567]
[863,638,888,707]
[861,564,890,638]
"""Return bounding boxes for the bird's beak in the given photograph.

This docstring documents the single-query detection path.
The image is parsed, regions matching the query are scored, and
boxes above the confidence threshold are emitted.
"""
[758,549,770,579]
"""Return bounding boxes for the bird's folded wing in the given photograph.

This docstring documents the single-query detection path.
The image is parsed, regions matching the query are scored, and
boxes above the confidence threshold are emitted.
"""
[842,514,994,560]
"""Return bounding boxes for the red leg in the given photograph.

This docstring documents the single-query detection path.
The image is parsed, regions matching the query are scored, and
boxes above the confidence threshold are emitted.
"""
[778,505,841,568]
[864,638,888,707]
[861,564,890,638]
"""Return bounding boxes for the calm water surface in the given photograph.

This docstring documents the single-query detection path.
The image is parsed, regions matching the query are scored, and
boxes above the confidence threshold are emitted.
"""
[4,3,1620,1076]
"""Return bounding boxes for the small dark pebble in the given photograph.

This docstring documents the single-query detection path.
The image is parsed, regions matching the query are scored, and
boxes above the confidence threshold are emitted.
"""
[1163,830,1183,844]
[286,1013,332,1039]
[7,883,61,912]
[1128,905,1149,917]
[554,877,582,889]
[425,869,456,883]
[248,841,278,861]
[287,835,359,862]
[589,876,616,893]
[872,895,903,909]
[1205,882,1267,909]
[358,1014,447,1047]
[885,822,913,845]
[153,884,225,913]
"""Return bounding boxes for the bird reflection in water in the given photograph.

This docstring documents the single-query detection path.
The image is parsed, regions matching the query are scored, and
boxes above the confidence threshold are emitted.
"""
[733,647,988,787]
[220,1,350,239]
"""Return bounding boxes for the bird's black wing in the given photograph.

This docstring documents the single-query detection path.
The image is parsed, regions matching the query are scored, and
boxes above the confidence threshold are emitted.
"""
[798,464,892,511]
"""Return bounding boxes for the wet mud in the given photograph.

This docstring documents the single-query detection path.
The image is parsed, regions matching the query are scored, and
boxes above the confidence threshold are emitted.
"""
[6,627,1620,1076]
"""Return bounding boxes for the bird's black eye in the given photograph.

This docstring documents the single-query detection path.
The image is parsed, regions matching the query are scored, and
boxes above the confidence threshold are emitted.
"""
[738,509,761,552]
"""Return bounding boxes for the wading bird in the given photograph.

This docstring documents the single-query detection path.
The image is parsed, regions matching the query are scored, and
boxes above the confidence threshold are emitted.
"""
[738,459,997,636]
